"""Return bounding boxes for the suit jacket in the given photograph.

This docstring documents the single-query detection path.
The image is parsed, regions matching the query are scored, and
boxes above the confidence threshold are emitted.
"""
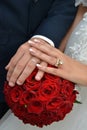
[0,0,77,101]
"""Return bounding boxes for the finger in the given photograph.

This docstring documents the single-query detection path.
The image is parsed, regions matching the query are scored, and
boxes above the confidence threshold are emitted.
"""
[16,57,40,85]
[6,47,25,81]
[36,64,60,76]
[6,46,25,69]
[36,64,66,79]
[29,47,57,66]
[28,39,60,57]
[35,61,47,81]
[8,53,31,87]
[5,63,10,70]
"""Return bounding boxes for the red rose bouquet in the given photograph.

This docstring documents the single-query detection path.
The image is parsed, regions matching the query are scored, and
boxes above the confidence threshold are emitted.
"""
[4,68,78,127]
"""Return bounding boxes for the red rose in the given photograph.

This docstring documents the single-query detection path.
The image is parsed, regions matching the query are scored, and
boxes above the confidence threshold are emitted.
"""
[58,101,73,115]
[44,73,61,81]
[61,80,75,96]
[38,80,60,101]
[24,79,41,91]
[24,69,41,91]
[13,104,27,119]
[46,97,64,110]
[10,86,23,103]
[4,67,78,127]
[19,91,36,105]
[27,99,44,114]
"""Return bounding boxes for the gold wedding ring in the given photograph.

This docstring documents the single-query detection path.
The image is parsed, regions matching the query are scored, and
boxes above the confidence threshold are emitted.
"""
[55,58,63,68]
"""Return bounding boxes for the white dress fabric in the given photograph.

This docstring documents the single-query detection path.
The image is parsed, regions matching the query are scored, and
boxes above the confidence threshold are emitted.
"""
[0,1,87,130]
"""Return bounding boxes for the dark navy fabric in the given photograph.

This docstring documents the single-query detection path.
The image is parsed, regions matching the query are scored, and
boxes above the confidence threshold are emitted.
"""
[0,0,77,102]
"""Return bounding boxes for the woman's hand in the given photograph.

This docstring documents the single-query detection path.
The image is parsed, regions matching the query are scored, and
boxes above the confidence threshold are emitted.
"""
[5,38,48,87]
[29,39,87,86]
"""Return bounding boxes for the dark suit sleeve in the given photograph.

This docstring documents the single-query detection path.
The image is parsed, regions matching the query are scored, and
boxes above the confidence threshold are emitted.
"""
[33,0,77,47]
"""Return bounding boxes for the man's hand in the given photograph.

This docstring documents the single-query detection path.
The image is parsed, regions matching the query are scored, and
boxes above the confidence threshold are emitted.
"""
[5,38,47,87]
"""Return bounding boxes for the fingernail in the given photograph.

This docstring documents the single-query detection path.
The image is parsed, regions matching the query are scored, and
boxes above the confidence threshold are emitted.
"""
[9,82,14,87]
[36,64,46,69]
[36,64,42,67]
[33,39,40,43]
[29,48,35,53]
[17,81,22,85]
[28,40,35,44]
[35,75,41,81]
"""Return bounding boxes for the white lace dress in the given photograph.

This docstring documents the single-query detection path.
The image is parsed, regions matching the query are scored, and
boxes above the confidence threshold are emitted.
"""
[0,1,87,130]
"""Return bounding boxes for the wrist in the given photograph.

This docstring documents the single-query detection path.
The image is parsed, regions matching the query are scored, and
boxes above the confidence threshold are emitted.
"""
[72,61,87,86]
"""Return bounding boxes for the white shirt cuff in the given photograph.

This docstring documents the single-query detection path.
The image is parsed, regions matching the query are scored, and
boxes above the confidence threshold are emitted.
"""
[32,35,55,47]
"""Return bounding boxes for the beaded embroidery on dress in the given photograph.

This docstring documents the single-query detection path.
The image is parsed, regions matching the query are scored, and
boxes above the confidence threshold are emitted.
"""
[65,12,87,64]
[64,12,87,104]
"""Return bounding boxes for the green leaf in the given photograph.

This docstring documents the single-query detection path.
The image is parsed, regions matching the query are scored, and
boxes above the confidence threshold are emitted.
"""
[75,100,82,104]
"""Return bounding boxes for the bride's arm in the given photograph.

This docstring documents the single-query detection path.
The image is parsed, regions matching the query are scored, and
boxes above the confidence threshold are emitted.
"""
[28,41,87,86]
[59,4,87,52]
[28,4,87,86]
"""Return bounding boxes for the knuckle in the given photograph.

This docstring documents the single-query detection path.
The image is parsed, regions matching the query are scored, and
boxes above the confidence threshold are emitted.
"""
[10,59,15,66]
[52,69,57,75]
[22,71,29,78]
[27,63,34,69]
[7,69,13,77]
[9,78,16,84]
[12,72,19,79]
[20,44,27,51]
[8,68,13,74]
[49,57,55,64]
[31,58,40,64]
[17,63,24,70]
